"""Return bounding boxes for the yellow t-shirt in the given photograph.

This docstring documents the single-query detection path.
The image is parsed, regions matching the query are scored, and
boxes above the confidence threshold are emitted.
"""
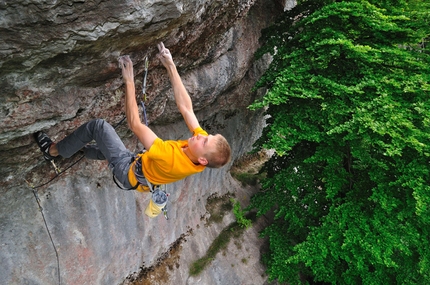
[128,127,207,190]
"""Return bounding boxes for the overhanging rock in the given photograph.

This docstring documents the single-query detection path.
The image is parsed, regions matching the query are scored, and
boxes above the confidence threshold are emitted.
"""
[0,0,292,284]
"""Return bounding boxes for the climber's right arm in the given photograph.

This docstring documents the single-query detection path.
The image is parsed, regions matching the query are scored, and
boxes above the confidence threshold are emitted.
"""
[157,42,200,133]
[119,55,158,150]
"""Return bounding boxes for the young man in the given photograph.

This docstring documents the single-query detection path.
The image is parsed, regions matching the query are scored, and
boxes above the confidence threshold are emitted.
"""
[35,42,231,191]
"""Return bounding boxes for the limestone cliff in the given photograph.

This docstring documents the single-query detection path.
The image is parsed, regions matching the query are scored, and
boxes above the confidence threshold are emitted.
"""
[0,0,290,284]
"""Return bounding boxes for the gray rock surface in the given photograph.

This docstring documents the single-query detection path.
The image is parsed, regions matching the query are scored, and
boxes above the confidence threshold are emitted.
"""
[0,0,294,284]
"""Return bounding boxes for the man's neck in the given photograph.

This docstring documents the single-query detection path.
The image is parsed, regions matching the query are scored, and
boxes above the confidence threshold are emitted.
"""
[182,147,200,165]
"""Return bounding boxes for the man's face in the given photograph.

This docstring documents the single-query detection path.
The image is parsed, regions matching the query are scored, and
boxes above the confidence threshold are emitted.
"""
[187,134,215,160]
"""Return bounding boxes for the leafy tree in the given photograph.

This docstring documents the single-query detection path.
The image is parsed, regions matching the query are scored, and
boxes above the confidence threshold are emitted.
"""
[249,0,430,284]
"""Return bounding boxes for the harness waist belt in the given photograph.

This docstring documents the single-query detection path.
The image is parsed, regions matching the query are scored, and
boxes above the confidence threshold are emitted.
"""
[128,154,150,192]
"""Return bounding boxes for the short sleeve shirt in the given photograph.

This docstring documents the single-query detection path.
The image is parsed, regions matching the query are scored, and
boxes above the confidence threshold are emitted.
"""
[140,127,208,185]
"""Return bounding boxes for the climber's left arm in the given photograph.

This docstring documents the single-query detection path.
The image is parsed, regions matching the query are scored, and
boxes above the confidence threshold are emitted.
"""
[119,55,158,150]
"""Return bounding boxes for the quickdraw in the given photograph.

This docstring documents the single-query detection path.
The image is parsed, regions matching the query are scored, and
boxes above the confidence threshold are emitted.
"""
[115,55,170,220]
[139,56,169,220]
[140,55,149,126]
[24,54,166,285]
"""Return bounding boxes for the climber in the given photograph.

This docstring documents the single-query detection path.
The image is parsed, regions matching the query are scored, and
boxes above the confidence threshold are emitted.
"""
[34,42,231,192]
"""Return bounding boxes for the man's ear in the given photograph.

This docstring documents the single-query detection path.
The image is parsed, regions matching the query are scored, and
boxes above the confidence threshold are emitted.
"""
[198,157,208,166]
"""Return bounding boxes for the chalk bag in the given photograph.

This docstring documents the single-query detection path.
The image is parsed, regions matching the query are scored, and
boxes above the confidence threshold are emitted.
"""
[144,189,168,218]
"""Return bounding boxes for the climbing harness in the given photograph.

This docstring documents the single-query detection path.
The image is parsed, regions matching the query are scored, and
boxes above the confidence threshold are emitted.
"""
[135,55,170,219]
[24,54,170,285]
[29,54,169,217]
[113,153,170,219]
[114,56,170,219]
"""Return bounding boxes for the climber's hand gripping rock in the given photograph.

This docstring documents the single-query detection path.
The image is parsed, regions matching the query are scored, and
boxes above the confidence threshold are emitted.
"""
[118,55,134,83]
[157,42,174,68]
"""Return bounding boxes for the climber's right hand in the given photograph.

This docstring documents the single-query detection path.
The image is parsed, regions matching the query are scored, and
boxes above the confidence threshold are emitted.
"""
[157,42,174,68]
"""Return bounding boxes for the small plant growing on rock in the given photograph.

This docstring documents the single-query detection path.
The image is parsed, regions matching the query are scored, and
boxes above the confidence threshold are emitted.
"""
[231,198,252,229]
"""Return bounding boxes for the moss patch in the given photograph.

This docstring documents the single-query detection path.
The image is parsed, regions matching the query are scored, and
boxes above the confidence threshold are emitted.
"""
[189,211,257,276]
[204,192,234,226]
[189,221,246,276]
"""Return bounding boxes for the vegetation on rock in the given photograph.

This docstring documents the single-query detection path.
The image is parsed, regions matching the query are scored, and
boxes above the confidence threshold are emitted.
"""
[249,0,430,284]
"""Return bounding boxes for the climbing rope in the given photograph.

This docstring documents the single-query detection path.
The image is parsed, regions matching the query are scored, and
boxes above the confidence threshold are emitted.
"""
[25,179,61,285]
[26,54,149,190]
[24,115,131,285]
[24,55,151,285]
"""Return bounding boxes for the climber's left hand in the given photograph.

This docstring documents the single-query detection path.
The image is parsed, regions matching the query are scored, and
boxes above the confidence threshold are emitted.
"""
[119,55,134,83]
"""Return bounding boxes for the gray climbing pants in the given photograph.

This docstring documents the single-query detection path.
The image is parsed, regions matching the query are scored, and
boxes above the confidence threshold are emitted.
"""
[56,119,134,189]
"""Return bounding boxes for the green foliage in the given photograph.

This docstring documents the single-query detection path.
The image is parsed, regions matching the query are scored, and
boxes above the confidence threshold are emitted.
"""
[231,198,252,228]
[250,0,430,284]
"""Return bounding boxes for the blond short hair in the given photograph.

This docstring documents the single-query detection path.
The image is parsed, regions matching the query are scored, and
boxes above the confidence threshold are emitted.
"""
[206,134,231,168]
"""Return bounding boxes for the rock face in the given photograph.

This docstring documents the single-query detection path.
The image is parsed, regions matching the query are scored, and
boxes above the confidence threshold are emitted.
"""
[0,0,291,284]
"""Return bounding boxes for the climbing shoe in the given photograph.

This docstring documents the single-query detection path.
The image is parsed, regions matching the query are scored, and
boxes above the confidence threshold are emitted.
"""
[34,131,56,161]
